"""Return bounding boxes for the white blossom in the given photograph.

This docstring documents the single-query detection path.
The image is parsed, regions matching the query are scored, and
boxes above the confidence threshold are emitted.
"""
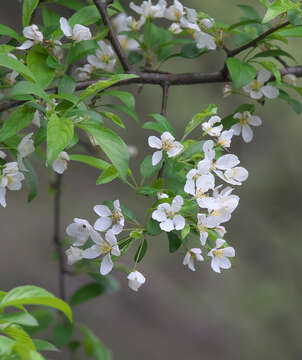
[17,25,43,50]
[216,129,234,149]
[183,248,204,271]
[66,218,102,246]
[65,246,83,265]
[164,0,184,21]
[202,115,223,137]
[52,151,69,174]
[243,69,279,100]
[215,225,226,237]
[17,132,34,171]
[157,191,169,199]
[128,271,146,291]
[60,17,92,42]
[113,14,140,51]
[208,238,235,273]
[0,151,6,159]
[0,162,24,207]
[196,213,217,245]
[94,199,124,234]
[148,131,183,166]
[283,73,297,86]
[83,229,120,275]
[194,31,216,50]
[75,63,94,81]
[152,195,185,232]
[52,40,64,60]
[169,23,182,34]
[128,145,138,157]
[130,0,167,20]
[232,111,262,143]
[184,160,215,197]
[201,18,214,29]
[87,41,116,72]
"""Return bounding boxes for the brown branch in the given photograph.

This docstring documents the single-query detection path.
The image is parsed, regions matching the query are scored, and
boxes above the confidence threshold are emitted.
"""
[228,21,290,57]
[53,173,66,301]
[93,0,131,72]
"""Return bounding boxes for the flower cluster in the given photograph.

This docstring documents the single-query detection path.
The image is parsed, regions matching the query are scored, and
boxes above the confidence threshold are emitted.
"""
[148,114,246,273]
[65,200,146,292]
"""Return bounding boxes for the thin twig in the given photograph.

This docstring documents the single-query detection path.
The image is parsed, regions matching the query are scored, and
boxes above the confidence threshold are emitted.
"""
[53,174,66,301]
[93,0,131,72]
[228,21,290,57]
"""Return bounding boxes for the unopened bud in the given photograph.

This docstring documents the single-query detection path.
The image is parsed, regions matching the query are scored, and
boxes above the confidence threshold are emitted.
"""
[223,84,232,97]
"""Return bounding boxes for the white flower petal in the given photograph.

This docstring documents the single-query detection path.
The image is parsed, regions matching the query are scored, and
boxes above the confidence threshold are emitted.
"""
[216,154,240,170]
[160,219,174,232]
[94,205,111,217]
[94,217,112,231]
[242,124,253,143]
[148,135,162,149]
[100,253,113,275]
[173,214,185,230]
[17,40,34,50]
[60,17,72,37]
[171,195,183,212]
[261,85,279,99]
[83,245,102,259]
[152,150,163,166]
[248,115,262,126]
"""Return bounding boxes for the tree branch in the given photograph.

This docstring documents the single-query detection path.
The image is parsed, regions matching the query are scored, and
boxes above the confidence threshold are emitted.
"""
[53,174,66,301]
[228,21,290,57]
[93,0,131,72]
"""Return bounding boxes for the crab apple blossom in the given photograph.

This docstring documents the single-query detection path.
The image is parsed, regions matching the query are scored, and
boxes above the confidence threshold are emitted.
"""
[202,115,223,137]
[196,213,217,245]
[87,41,117,72]
[82,230,120,275]
[157,191,169,199]
[60,17,92,42]
[17,133,35,171]
[164,0,184,21]
[216,129,234,149]
[243,69,279,100]
[65,246,83,265]
[52,152,70,174]
[183,248,204,271]
[169,22,182,34]
[66,218,102,246]
[208,239,235,273]
[0,151,6,159]
[148,131,183,166]
[130,0,167,20]
[75,64,94,81]
[17,25,43,50]
[113,14,140,51]
[283,74,297,86]
[231,111,262,143]
[127,271,146,291]
[94,200,124,234]
[152,195,185,232]
[184,159,215,196]
[0,162,24,208]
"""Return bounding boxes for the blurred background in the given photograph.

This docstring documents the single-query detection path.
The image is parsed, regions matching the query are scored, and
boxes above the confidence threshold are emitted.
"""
[1,0,302,359]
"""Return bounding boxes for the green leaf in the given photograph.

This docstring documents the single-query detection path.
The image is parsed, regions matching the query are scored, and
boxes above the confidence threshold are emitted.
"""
[100,111,125,128]
[42,7,60,28]
[167,232,182,253]
[58,75,76,95]
[47,114,74,165]
[66,40,98,65]
[15,345,46,360]
[149,113,175,135]
[180,43,209,58]
[105,103,139,124]
[134,239,147,263]
[237,4,261,20]
[77,122,129,181]
[27,50,55,89]
[277,25,302,37]
[96,165,119,185]
[33,339,58,352]
[181,224,190,240]
[226,57,257,89]
[69,283,106,307]
[0,24,21,41]
[0,335,15,355]
[184,104,217,139]
[79,74,138,101]
[263,0,299,23]
[22,0,39,27]
[0,105,35,142]
[88,273,120,294]
[1,324,35,350]
[182,140,205,158]
[252,49,295,62]
[146,217,162,236]
[0,54,36,82]
[0,286,72,322]
[69,154,110,170]
[260,61,281,83]
[164,158,186,193]
[128,50,143,65]
[57,0,84,10]
[8,81,50,102]
[23,159,38,203]
[70,5,101,26]
[103,90,135,110]
[0,312,38,327]
[80,325,111,360]
[140,154,162,179]
[53,323,73,348]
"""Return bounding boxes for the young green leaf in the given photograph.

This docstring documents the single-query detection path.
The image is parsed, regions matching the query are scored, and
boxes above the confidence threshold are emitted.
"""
[262,0,299,23]
[58,75,76,95]
[226,57,257,89]
[69,283,106,307]
[103,90,135,110]
[100,111,125,128]
[69,154,111,170]
[0,24,21,41]
[77,122,129,181]
[23,159,38,203]
[66,40,98,65]
[69,5,101,26]
[47,114,74,165]
[140,155,162,179]
[27,50,55,89]
[0,312,38,327]
[183,104,217,139]
[134,239,148,263]
[0,286,72,322]
[96,166,119,185]
[105,103,139,124]
[33,339,58,352]
[167,232,182,253]
[22,0,39,27]
[0,54,36,82]
[80,325,112,360]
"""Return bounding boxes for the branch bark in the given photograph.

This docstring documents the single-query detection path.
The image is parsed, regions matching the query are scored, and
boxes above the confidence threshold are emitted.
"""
[93,0,131,72]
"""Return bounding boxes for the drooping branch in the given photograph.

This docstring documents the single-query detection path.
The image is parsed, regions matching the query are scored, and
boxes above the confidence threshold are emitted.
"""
[228,21,290,57]
[94,0,132,72]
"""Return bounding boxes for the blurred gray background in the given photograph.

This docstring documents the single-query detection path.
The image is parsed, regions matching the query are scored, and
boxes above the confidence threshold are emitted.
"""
[1,0,302,359]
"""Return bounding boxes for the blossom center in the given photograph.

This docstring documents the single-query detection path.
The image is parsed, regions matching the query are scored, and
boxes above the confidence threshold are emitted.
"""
[250,80,262,91]
[111,210,122,223]
[162,139,173,151]
[213,249,224,258]
[7,176,13,187]
[195,189,206,198]
[100,242,111,254]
